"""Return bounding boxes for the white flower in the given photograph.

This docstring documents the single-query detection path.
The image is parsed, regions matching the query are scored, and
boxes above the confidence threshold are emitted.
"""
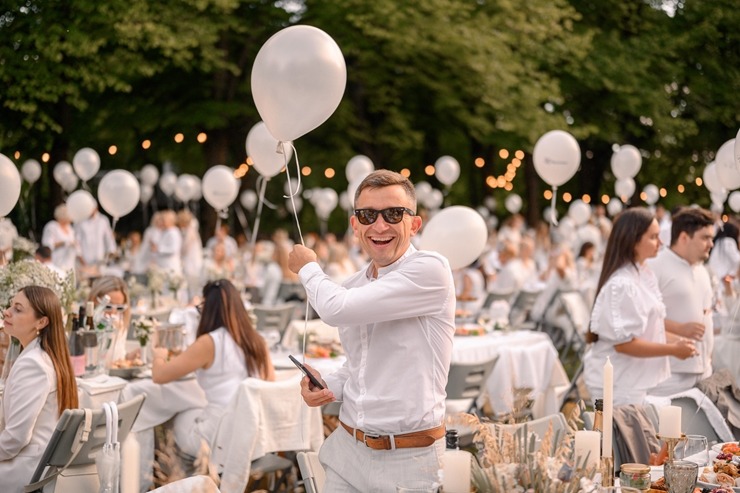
[0,260,75,314]
[133,316,155,346]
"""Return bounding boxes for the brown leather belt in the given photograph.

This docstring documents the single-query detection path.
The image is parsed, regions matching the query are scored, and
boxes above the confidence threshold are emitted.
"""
[340,420,445,450]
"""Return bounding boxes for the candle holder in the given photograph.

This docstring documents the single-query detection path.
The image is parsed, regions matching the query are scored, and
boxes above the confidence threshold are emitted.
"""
[600,456,614,486]
[656,433,687,463]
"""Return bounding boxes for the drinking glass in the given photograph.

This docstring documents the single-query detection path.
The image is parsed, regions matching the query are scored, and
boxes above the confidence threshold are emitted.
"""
[663,460,699,493]
[676,434,709,466]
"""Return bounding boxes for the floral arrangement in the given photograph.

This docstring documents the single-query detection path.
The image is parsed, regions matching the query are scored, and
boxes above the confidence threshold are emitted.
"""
[166,272,184,294]
[147,267,167,294]
[448,403,600,493]
[126,275,147,302]
[12,236,37,263]
[0,259,76,315]
[133,316,155,347]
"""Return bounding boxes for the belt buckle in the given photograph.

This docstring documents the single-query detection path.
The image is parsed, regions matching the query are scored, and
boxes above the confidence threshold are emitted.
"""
[363,432,380,448]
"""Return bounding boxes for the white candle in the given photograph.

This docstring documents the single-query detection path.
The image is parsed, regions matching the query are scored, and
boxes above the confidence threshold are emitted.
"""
[575,430,601,469]
[602,356,613,458]
[442,449,472,493]
[659,405,682,438]
[121,432,140,493]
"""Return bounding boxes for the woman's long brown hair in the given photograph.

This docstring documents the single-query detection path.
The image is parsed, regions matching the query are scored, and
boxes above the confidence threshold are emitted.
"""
[196,280,271,379]
[585,207,655,343]
[22,286,79,414]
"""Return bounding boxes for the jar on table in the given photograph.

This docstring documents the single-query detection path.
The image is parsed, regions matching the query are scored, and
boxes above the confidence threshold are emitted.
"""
[619,463,651,491]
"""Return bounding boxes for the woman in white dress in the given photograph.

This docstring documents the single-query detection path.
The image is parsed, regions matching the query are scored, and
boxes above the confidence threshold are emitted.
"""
[41,204,77,273]
[584,208,696,405]
[151,279,274,458]
[0,286,78,493]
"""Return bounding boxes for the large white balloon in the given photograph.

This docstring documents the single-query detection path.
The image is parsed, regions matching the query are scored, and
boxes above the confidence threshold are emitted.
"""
[346,155,374,183]
[175,174,199,202]
[72,147,101,181]
[66,190,96,223]
[434,155,460,186]
[21,159,41,184]
[246,122,293,178]
[415,182,433,204]
[140,184,154,203]
[423,189,444,210]
[60,173,79,193]
[715,139,740,191]
[98,170,140,219]
[252,25,347,142]
[703,162,725,194]
[568,200,591,226]
[158,171,177,197]
[315,188,339,219]
[606,198,623,217]
[532,130,581,187]
[240,190,258,211]
[202,166,239,210]
[643,184,660,205]
[0,154,22,217]
[611,145,642,180]
[53,161,74,185]
[728,191,740,213]
[419,206,488,270]
[504,194,522,214]
[615,177,636,200]
[140,164,159,186]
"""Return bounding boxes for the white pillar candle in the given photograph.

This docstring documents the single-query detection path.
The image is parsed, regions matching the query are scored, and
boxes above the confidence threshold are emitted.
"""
[602,356,613,458]
[121,432,141,493]
[658,405,682,438]
[442,448,472,493]
[575,430,601,470]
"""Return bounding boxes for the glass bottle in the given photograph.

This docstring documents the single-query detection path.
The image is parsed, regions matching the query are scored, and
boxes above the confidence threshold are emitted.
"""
[442,429,472,493]
[68,315,86,377]
[593,398,604,433]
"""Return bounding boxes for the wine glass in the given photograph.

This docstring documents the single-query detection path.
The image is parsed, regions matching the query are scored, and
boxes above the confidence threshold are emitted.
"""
[664,460,699,493]
[676,434,709,466]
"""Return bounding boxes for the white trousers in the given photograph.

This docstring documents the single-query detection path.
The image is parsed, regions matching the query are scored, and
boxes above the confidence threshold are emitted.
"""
[319,426,445,492]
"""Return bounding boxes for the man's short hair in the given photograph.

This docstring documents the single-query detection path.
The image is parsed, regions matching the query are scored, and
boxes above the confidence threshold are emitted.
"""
[354,169,417,210]
[670,207,714,245]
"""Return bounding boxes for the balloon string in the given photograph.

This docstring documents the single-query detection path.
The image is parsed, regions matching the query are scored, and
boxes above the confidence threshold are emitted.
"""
[549,186,559,226]
[111,217,119,233]
[281,141,305,247]
[256,174,278,210]
[249,177,269,254]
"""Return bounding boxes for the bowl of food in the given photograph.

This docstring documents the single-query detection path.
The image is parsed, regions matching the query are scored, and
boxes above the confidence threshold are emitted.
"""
[109,358,145,379]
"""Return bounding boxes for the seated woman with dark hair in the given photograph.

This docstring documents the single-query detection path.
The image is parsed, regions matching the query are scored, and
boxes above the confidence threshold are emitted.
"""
[151,279,275,457]
[0,286,79,493]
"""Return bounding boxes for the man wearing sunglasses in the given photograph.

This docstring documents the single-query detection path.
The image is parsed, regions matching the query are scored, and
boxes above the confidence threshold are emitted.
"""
[289,170,455,490]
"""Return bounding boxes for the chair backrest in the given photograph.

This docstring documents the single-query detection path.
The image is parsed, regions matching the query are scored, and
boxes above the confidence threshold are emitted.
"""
[492,412,568,454]
[252,303,297,343]
[278,282,307,303]
[297,451,325,493]
[445,356,498,401]
[508,289,542,329]
[558,291,591,336]
[149,475,220,493]
[27,394,145,492]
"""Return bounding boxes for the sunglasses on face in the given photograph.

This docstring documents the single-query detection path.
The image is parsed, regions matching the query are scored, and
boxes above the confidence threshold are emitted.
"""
[353,207,416,225]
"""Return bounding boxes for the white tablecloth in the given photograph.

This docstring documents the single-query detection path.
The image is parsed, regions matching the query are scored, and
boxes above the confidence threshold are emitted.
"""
[452,330,569,418]
[713,333,740,384]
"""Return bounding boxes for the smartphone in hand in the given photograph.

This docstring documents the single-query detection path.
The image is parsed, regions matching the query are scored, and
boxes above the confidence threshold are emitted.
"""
[289,355,325,390]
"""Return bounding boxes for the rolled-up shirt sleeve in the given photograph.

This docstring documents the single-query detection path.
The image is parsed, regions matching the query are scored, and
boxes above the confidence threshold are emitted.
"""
[591,278,645,344]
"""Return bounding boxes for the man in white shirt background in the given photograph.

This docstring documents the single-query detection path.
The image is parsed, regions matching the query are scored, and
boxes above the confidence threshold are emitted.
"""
[74,206,116,266]
[288,170,455,490]
[648,207,715,395]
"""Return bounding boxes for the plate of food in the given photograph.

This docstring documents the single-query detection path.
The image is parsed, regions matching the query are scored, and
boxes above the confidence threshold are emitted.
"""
[455,324,487,336]
[695,454,740,492]
[712,442,740,456]
[109,358,146,379]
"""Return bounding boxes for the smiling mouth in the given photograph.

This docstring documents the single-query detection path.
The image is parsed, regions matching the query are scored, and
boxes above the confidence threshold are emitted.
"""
[371,237,393,245]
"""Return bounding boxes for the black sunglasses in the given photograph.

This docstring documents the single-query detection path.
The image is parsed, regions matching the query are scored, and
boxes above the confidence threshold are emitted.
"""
[354,207,416,225]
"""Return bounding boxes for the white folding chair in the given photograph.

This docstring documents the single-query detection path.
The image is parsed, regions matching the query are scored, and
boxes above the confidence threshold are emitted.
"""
[490,412,568,455]
[252,302,298,347]
[445,356,499,416]
[508,289,542,330]
[558,290,591,358]
[25,394,145,493]
[297,451,325,493]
